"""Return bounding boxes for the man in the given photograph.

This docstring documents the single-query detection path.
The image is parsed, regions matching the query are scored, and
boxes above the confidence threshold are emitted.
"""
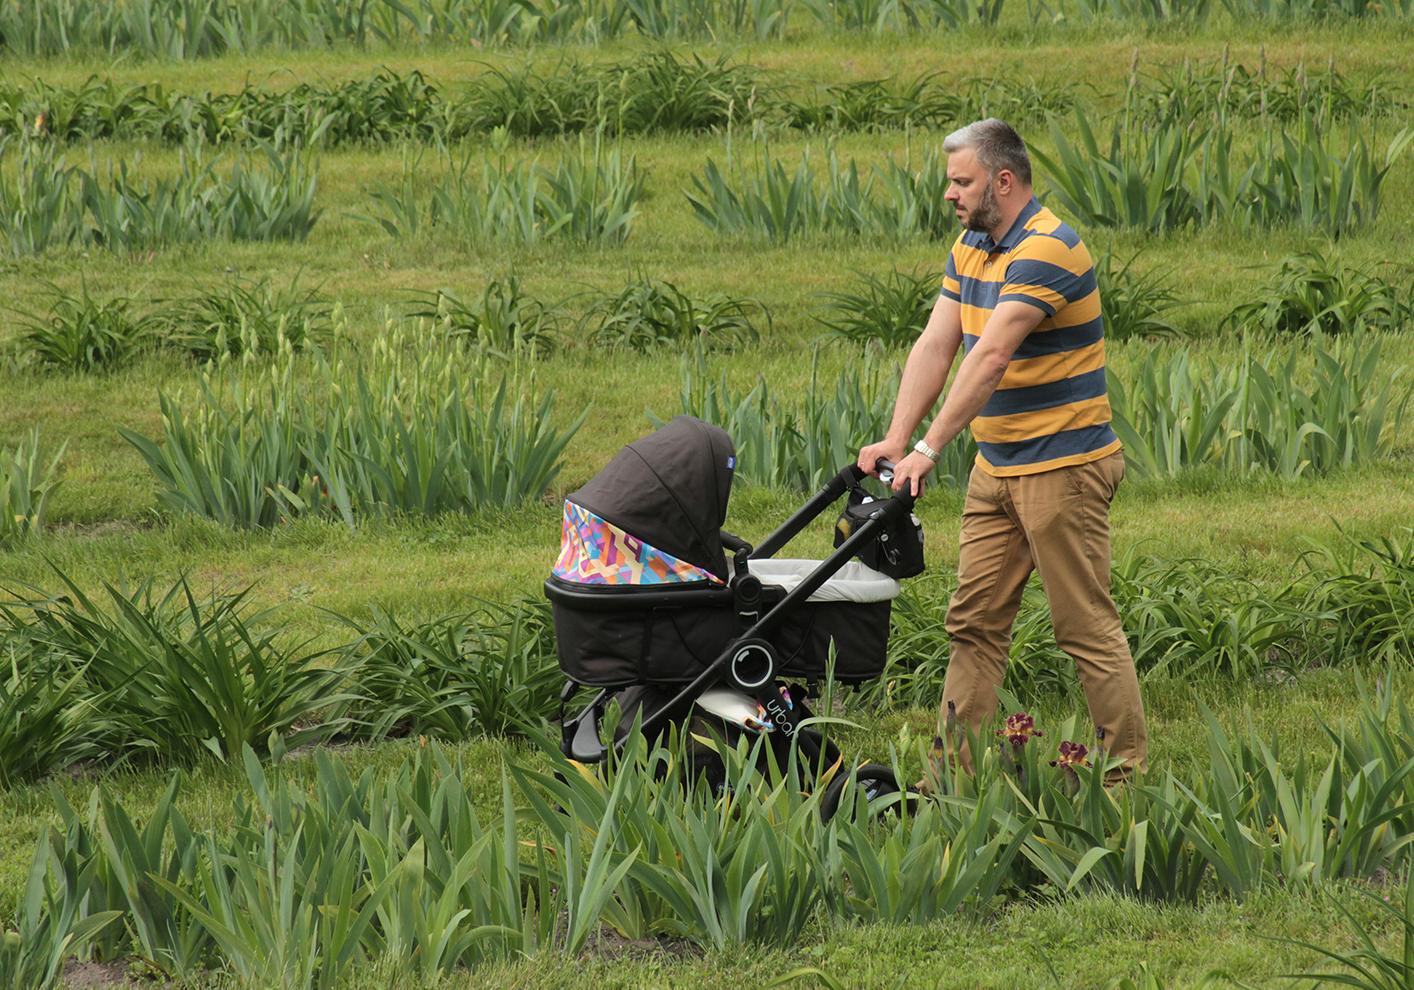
[857,118,1148,780]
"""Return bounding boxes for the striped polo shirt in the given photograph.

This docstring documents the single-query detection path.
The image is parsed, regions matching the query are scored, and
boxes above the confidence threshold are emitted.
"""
[939,197,1121,477]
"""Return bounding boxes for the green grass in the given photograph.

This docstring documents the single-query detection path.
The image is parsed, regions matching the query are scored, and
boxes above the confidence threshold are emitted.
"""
[0,23,1411,990]
[0,669,1403,988]
[458,891,1389,989]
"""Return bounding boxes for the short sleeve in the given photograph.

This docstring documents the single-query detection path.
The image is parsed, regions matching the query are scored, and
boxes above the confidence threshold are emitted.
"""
[998,237,1096,317]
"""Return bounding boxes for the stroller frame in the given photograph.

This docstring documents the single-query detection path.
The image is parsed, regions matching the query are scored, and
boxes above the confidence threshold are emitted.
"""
[546,460,917,766]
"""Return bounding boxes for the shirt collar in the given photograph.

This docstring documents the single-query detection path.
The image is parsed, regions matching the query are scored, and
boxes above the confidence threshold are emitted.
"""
[980,197,1041,253]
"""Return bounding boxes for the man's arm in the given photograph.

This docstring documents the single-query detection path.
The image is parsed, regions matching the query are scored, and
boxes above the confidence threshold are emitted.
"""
[856,293,964,474]
[889,300,1045,494]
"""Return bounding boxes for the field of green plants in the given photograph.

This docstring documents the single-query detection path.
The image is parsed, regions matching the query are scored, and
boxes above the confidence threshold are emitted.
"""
[1,1,1413,987]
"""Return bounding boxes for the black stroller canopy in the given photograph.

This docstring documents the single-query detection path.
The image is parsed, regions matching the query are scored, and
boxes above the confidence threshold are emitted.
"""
[568,416,735,580]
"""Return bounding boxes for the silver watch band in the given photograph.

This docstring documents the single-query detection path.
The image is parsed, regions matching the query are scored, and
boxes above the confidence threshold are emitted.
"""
[914,439,941,463]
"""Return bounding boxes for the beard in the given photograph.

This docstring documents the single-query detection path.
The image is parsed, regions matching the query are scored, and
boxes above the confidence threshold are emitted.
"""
[962,180,1002,233]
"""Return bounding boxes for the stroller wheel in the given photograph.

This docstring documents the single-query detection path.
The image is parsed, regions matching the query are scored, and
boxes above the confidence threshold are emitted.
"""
[819,763,912,823]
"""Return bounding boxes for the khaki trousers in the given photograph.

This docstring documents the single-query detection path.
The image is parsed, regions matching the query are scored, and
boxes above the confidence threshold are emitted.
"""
[940,450,1149,777]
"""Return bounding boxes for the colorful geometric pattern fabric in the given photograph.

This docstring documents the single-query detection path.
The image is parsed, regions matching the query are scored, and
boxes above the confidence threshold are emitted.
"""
[553,500,723,586]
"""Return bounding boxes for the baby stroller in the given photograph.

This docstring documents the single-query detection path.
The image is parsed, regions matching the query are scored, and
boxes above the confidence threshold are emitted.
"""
[544,416,925,816]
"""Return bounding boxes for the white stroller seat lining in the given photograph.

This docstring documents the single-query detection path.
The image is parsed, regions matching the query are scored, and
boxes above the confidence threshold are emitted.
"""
[746,559,901,604]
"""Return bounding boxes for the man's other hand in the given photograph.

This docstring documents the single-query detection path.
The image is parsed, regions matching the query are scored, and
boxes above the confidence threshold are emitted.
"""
[857,439,905,477]
[890,451,936,497]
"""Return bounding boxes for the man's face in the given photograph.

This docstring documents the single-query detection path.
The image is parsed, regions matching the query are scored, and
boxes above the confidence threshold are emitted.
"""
[945,147,1002,233]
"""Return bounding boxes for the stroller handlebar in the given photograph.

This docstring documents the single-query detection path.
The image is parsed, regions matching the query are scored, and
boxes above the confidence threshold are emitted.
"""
[848,459,916,510]
[845,458,896,479]
[753,460,916,560]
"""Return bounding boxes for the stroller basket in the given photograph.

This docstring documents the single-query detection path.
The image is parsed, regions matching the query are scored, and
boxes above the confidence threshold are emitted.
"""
[548,557,898,686]
[753,559,898,682]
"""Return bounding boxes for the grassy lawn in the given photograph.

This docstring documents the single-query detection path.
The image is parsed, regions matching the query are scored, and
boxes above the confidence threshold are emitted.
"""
[0,15,1412,990]
[0,667,1404,988]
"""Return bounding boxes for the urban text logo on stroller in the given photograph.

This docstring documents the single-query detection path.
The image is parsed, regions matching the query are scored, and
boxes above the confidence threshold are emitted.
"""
[544,416,926,819]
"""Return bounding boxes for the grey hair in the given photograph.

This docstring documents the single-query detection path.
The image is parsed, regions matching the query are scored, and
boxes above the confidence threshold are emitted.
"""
[942,118,1032,186]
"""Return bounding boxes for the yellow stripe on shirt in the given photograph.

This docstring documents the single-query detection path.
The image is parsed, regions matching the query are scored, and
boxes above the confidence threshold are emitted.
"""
[1000,339,1106,390]
[973,394,1114,444]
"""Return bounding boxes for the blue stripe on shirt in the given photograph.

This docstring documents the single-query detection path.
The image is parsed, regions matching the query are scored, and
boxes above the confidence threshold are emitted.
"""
[981,367,1108,418]
[1002,259,1097,303]
[954,273,1003,309]
[962,316,1105,361]
[978,423,1118,468]
[1012,316,1105,359]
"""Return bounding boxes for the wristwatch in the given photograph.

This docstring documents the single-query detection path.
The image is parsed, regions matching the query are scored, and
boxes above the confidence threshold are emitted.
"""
[913,439,941,463]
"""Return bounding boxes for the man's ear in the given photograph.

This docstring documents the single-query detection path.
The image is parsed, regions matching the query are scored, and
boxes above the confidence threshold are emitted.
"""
[994,168,1015,196]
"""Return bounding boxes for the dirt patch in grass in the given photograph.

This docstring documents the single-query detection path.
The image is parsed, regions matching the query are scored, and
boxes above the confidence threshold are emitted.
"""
[584,928,702,962]
[60,959,143,989]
